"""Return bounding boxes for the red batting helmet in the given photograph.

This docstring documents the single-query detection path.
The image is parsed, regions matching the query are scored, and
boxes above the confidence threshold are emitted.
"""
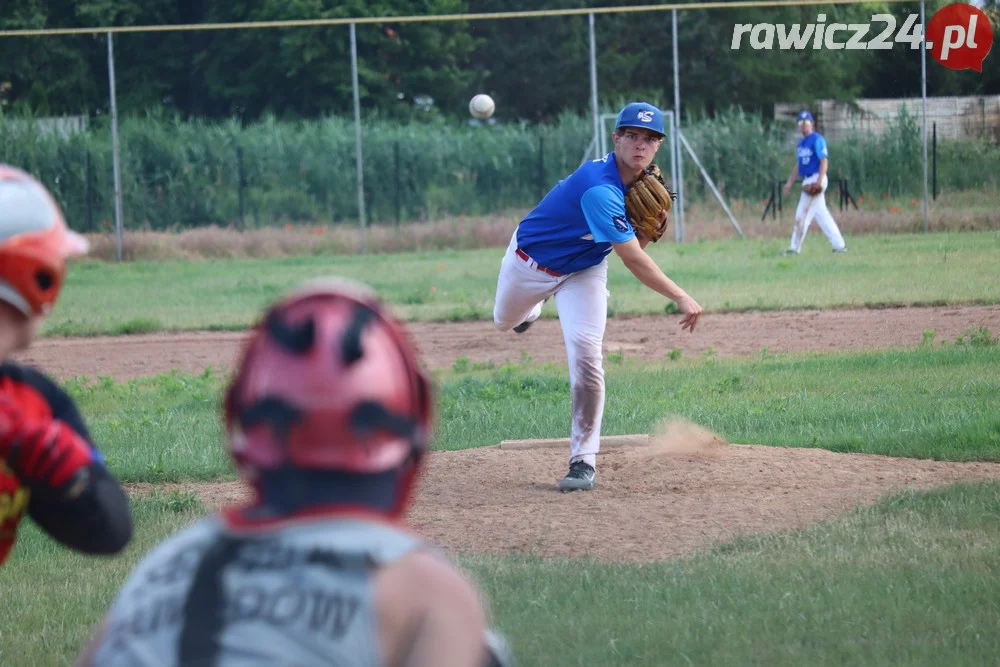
[223,278,433,515]
[0,165,90,318]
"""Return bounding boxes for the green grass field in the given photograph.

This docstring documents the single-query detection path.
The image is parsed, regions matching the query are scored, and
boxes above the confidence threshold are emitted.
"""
[4,466,999,666]
[4,229,999,666]
[5,343,997,663]
[45,230,1000,336]
[57,343,1000,483]
[3,348,998,664]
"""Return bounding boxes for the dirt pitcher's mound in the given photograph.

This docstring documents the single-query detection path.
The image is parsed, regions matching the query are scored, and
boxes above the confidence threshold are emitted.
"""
[133,431,1000,563]
[410,437,1000,563]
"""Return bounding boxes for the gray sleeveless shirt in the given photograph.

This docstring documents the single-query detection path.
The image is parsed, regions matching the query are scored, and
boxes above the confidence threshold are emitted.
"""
[88,513,424,666]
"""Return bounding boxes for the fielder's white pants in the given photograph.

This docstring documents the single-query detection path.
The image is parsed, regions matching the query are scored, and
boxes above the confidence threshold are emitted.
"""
[789,174,847,253]
[493,229,609,469]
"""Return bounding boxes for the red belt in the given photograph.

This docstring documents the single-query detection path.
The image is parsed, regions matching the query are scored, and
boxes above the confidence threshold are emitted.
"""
[516,248,563,277]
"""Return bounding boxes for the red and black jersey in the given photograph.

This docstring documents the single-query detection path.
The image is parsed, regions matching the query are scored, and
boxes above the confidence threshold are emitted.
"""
[0,460,28,565]
[0,361,132,566]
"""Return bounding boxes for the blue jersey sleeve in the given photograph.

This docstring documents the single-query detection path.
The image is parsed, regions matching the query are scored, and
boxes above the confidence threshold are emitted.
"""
[814,135,828,160]
[580,184,635,244]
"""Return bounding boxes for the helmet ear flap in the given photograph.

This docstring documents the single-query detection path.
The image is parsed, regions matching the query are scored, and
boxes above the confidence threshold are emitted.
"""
[390,366,433,517]
[411,367,433,450]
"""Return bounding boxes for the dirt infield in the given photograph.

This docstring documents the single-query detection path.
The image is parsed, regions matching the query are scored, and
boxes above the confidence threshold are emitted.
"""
[22,304,1000,562]
[17,304,1000,381]
[131,436,1000,563]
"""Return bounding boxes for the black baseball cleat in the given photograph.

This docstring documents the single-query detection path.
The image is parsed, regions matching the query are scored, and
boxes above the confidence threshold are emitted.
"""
[512,320,533,334]
[559,460,596,492]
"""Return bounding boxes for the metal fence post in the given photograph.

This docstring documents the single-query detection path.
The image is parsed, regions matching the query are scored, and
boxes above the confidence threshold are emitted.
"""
[672,8,685,243]
[932,121,937,201]
[588,13,599,161]
[86,150,94,232]
[394,140,401,227]
[538,135,545,201]
[107,32,124,262]
[350,22,367,252]
[919,0,929,233]
[237,146,246,230]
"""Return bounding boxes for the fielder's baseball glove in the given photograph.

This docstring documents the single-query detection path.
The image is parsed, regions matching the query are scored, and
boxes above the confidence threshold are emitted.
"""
[625,164,676,243]
[803,182,823,196]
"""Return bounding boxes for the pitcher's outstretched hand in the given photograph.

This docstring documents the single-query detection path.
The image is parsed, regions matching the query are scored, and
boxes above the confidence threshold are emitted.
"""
[676,295,703,333]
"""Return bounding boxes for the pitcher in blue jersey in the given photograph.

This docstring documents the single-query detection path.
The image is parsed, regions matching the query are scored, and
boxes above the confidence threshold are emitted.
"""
[782,110,848,255]
[492,102,703,492]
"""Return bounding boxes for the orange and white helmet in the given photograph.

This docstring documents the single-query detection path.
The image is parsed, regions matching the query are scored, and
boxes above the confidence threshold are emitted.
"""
[223,278,434,517]
[0,165,89,317]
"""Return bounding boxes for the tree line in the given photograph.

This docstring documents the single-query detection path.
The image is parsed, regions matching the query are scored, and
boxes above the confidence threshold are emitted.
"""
[2,0,998,124]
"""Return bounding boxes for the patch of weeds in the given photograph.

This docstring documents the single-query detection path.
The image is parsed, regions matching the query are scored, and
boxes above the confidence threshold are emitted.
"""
[497,362,520,375]
[452,357,470,373]
[954,327,995,348]
[397,291,427,305]
[148,489,203,513]
[203,322,245,332]
[713,374,745,394]
[607,350,625,365]
[165,490,201,513]
[667,348,683,361]
[147,451,167,477]
[441,305,486,322]
[920,329,937,347]
[664,301,680,315]
[111,318,164,335]
[43,319,92,336]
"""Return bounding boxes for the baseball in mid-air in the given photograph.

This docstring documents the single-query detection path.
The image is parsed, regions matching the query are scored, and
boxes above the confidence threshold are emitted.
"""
[469,94,495,120]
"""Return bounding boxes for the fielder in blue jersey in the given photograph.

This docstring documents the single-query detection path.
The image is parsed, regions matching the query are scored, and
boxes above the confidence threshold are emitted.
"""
[492,102,703,492]
[782,110,847,255]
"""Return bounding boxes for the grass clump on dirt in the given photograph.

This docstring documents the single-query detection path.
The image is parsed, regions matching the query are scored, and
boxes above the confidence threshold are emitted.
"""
[45,230,1000,337]
[61,343,1000,484]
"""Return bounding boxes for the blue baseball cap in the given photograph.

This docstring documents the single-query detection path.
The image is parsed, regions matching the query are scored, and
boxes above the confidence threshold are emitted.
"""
[797,110,815,124]
[615,102,665,137]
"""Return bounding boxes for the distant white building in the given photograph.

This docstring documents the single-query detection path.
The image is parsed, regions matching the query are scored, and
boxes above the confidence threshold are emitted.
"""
[1,115,88,139]
[775,96,1000,143]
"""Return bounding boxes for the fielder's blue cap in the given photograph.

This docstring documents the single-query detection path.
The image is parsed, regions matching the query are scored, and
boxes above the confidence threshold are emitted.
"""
[616,102,665,137]
[797,110,815,123]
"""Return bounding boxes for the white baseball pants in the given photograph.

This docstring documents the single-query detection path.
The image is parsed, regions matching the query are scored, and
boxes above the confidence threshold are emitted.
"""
[493,229,609,469]
[789,174,847,253]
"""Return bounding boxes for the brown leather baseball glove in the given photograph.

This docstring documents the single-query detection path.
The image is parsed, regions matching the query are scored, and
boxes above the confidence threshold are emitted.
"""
[625,164,676,243]
[803,182,824,196]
